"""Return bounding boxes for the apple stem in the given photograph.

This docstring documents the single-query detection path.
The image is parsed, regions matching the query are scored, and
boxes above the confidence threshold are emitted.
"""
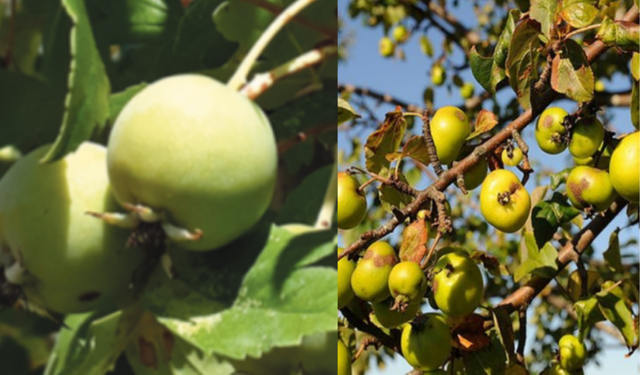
[227,0,318,91]
[314,159,337,229]
[86,210,141,229]
[240,45,337,100]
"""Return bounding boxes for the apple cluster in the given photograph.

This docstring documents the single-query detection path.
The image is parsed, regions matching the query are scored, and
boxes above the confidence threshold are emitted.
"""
[535,107,639,210]
[0,74,277,316]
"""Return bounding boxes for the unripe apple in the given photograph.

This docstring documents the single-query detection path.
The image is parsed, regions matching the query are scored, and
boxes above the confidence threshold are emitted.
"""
[338,339,351,375]
[459,157,487,191]
[460,82,475,99]
[594,80,606,92]
[609,132,639,203]
[0,143,143,313]
[393,25,409,44]
[569,117,604,159]
[379,36,395,57]
[502,147,523,167]
[107,74,277,251]
[401,313,451,371]
[431,64,446,86]
[388,261,427,303]
[480,169,531,233]
[558,334,586,372]
[432,249,484,317]
[566,166,616,212]
[337,172,367,230]
[536,107,569,154]
[350,242,398,303]
[371,297,421,329]
[431,107,470,164]
[338,247,356,309]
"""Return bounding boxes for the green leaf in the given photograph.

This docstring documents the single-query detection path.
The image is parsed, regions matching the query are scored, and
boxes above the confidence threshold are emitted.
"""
[378,174,413,211]
[462,331,508,375]
[515,232,558,282]
[549,167,572,190]
[0,71,65,149]
[531,192,581,247]
[505,20,541,109]
[490,307,515,362]
[108,83,147,125]
[596,283,638,348]
[41,0,111,162]
[277,165,334,225]
[550,39,595,103]
[494,9,521,69]
[530,0,558,38]
[561,0,599,28]
[271,90,335,139]
[574,298,605,340]
[470,46,496,93]
[603,229,623,273]
[338,97,361,125]
[148,225,336,360]
[364,111,407,175]
[400,135,430,165]
[89,0,184,44]
[45,306,145,375]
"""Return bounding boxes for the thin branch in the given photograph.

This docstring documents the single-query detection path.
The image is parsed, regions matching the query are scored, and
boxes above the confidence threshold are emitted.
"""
[422,111,443,176]
[277,122,334,154]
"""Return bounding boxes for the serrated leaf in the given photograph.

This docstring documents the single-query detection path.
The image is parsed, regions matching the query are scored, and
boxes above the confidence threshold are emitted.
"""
[603,229,623,273]
[148,225,336,360]
[551,39,594,103]
[41,0,111,162]
[467,110,499,140]
[505,20,541,109]
[561,0,599,28]
[420,35,434,57]
[515,232,558,282]
[364,110,407,175]
[399,217,428,263]
[596,284,638,348]
[574,297,606,339]
[401,135,431,165]
[531,192,580,247]
[338,97,361,125]
[530,0,558,38]
[125,312,234,375]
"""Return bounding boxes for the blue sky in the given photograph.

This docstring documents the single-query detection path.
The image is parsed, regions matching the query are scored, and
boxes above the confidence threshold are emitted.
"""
[338,0,639,374]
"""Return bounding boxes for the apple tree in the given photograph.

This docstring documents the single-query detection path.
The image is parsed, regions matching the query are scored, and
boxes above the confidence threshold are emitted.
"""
[0,0,337,374]
[338,0,639,374]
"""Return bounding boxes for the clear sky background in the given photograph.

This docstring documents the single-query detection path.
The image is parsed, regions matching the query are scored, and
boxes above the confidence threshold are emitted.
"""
[338,0,639,374]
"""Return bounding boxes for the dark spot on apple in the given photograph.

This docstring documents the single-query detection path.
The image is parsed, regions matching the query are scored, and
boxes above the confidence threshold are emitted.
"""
[373,254,397,267]
[569,177,590,207]
[138,336,158,369]
[162,329,174,359]
[78,291,101,302]
[543,115,554,129]
[455,110,465,121]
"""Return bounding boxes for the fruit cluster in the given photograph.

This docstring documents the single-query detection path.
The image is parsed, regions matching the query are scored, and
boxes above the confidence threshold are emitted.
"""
[0,74,277,316]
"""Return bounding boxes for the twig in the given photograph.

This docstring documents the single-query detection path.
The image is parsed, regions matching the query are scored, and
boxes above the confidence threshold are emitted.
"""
[564,24,602,41]
[516,307,527,365]
[422,111,444,176]
[277,122,334,154]
[227,0,317,90]
[340,307,400,352]
[241,45,337,99]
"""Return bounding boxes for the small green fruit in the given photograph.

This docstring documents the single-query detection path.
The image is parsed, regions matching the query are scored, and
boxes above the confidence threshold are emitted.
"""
[459,157,487,191]
[337,172,367,230]
[609,132,639,203]
[594,80,605,92]
[371,297,421,328]
[569,117,605,159]
[388,261,427,303]
[566,166,616,212]
[558,334,586,372]
[392,25,409,43]
[431,64,446,86]
[401,313,451,371]
[350,242,398,303]
[379,36,395,57]
[501,148,523,167]
[431,107,470,164]
[460,82,475,99]
[338,247,356,309]
[432,250,484,317]
[536,107,569,154]
[480,169,531,233]
[338,339,351,375]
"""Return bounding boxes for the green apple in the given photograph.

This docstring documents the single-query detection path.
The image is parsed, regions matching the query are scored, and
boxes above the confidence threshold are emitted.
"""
[502,148,523,167]
[609,132,639,203]
[388,261,427,303]
[401,313,451,371]
[338,247,356,309]
[337,172,367,230]
[432,250,484,317]
[566,166,616,212]
[338,339,351,375]
[431,106,470,164]
[460,82,475,99]
[480,169,531,233]
[371,297,421,329]
[559,334,586,372]
[393,25,409,43]
[350,242,398,303]
[569,117,605,159]
[379,36,395,57]
[536,107,569,154]
[431,64,446,86]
